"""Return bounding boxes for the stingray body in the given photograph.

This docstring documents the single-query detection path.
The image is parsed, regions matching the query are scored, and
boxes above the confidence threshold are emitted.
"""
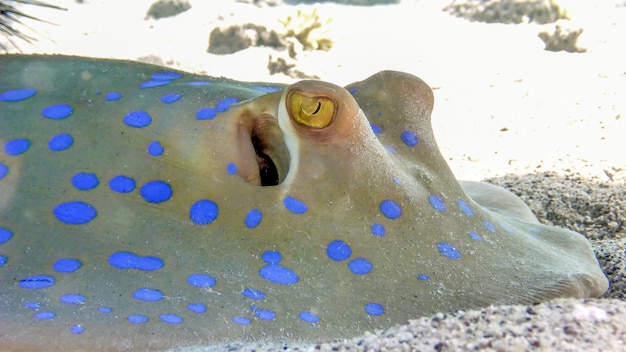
[0,55,607,350]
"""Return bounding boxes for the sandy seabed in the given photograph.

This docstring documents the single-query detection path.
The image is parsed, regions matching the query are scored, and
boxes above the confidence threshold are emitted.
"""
[2,0,625,350]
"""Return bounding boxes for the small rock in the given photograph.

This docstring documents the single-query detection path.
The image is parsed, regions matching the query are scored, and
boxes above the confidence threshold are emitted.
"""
[444,0,569,24]
[207,24,288,55]
[145,0,191,20]
[538,21,586,53]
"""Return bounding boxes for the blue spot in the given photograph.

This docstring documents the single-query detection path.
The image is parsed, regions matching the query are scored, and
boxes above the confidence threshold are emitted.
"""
[0,256,6,267]
[105,92,122,101]
[226,162,238,175]
[386,145,397,153]
[469,231,483,241]
[140,180,172,203]
[0,227,13,244]
[437,242,461,260]
[4,138,30,155]
[187,273,217,288]
[283,196,308,214]
[370,124,381,134]
[71,325,85,334]
[216,97,238,112]
[187,303,207,314]
[132,287,164,301]
[34,312,56,320]
[326,240,352,261]
[189,81,212,86]
[108,251,164,271]
[429,195,446,212]
[245,209,262,228]
[261,250,281,264]
[60,293,86,305]
[259,265,299,285]
[348,258,373,275]
[529,227,543,234]
[53,201,97,225]
[0,163,7,179]
[417,274,431,281]
[147,141,164,156]
[140,80,171,88]
[482,220,496,233]
[299,311,319,323]
[189,199,219,225]
[500,221,516,234]
[41,104,73,119]
[48,133,73,151]
[161,314,183,324]
[53,258,82,273]
[457,199,475,217]
[24,302,41,309]
[160,93,183,104]
[0,88,36,101]
[252,86,281,92]
[123,110,152,128]
[72,172,99,190]
[392,177,402,184]
[254,308,276,321]
[109,175,136,193]
[231,316,251,325]
[152,72,182,80]
[380,200,402,219]
[19,275,56,289]
[127,314,148,324]
[401,131,419,147]
[242,288,266,300]
[196,107,217,120]
[371,223,386,237]
[364,303,384,316]
[99,307,112,313]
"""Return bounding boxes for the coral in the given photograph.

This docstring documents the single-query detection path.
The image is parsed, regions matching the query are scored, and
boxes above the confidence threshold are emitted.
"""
[445,0,569,25]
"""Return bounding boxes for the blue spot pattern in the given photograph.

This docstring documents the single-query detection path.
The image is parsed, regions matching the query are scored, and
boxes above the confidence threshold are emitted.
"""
[371,223,386,237]
[161,314,183,324]
[48,133,73,151]
[242,288,266,300]
[258,250,299,285]
[109,175,136,193]
[4,138,30,155]
[140,180,172,203]
[160,93,183,104]
[379,200,402,219]
[42,104,73,119]
[127,314,148,324]
[283,196,308,214]
[190,200,219,225]
[60,293,86,304]
[72,172,99,190]
[35,312,56,320]
[457,199,475,217]
[53,201,97,225]
[437,242,462,260]
[187,303,207,314]
[108,251,164,271]
[19,275,56,289]
[186,273,217,288]
[244,209,262,228]
[147,141,164,156]
[0,227,13,244]
[429,195,446,213]
[53,258,82,273]
[326,240,352,261]
[123,111,152,128]
[348,258,373,275]
[226,162,238,175]
[299,311,319,323]
[0,163,7,179]
[400,130,419,146]
[105,92,122,101]
[132,287,164,301]
[364,303,384,316]
[0,88,36,101]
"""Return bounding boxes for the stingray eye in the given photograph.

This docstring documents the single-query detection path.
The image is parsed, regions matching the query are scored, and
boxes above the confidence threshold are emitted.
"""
[288,92,335,129]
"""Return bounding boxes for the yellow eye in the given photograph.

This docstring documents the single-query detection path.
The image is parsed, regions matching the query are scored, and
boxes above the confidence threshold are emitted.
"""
[288,92,335,129]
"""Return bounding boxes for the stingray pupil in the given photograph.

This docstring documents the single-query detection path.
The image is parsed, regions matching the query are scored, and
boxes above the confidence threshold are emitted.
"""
[312,101,321,114]
[251,134,279,186]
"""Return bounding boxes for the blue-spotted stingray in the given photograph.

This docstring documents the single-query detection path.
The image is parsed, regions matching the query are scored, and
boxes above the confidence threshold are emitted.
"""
[0,55,608,350]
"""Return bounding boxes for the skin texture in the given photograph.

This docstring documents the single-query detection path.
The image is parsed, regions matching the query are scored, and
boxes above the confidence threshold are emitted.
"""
[0,55,608,351]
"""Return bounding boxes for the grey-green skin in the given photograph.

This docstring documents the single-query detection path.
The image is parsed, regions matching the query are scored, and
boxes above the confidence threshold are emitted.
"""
[0,55,607,350]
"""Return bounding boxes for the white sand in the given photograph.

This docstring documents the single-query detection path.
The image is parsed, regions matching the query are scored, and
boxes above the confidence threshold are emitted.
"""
[2,1,625,350]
